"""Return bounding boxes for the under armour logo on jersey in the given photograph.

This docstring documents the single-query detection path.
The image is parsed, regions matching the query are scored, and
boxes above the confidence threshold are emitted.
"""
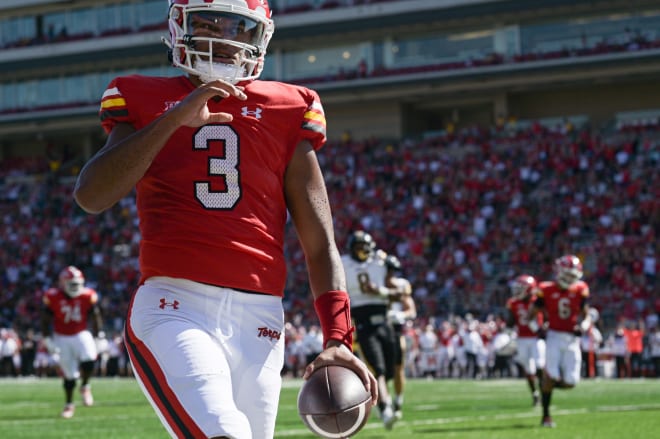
[257,326,281,341]
[241,106,262,119]
[159,298,179,310]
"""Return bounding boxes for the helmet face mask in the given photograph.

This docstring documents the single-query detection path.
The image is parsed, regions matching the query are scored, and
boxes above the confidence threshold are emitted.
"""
[348,231,375,262]
[59,266,85,298]
[554,255,583,289]
[167,0,274,84]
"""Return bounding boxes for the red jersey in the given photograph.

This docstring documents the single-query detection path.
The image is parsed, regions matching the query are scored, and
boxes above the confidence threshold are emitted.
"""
[536,280,589,333]
[42,288,99,335]
[506,296,542,338]
[438,328,454,347]
[99,75,327,296]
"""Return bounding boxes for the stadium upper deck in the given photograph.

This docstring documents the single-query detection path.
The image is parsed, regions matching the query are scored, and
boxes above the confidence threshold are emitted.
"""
[1,0,660,155]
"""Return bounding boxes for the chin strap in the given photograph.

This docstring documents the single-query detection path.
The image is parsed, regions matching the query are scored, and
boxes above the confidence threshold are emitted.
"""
[193,59,247,85]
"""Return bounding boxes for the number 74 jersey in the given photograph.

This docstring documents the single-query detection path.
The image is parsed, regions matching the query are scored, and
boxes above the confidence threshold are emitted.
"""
[98,75,327,296]
[43,288,99,336]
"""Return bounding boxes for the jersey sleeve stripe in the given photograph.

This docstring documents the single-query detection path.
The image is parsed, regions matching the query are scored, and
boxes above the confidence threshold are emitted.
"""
[304,109,325,123]
[101,86,121,99]
[301,119,326,134]
[100,109,129,121]
[302,106,327,135]
[100,97,127,109]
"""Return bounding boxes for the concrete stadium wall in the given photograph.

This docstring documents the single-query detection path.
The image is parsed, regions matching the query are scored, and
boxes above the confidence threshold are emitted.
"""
[507,79,660,127]
[324,100,402,141]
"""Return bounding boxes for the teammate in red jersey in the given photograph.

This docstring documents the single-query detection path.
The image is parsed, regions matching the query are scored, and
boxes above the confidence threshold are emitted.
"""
[41,266,103,418]
[73,1,376,437]
[527,255,591,428]
[505,274,545,407]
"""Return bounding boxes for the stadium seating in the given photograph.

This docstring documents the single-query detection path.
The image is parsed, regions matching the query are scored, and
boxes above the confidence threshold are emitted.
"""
[1,120,655,343]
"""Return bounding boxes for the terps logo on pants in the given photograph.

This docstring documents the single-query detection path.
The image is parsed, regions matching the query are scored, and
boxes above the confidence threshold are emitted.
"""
[159,298,179,310]
[257,327,281,341]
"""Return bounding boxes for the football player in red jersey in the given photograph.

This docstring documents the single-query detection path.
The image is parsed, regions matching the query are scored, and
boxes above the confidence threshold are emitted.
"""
[505,274,545,407]
[41,266,103,418]
[73,1,376,437]
[527,255,592,428]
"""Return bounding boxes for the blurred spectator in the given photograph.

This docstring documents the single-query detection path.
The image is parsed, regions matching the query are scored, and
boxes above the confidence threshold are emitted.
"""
[20,329,37,376]
[0,328,20,376]
[105,332,122,377]
[95,331,110,377]
[581,324,603,378]
[301,324,324,366]
[649,325,660,378]
[417,324,439,378]
[357,58,368,78]
[33,337,58,377]
[624,320,645,377]
[608,325,629,378]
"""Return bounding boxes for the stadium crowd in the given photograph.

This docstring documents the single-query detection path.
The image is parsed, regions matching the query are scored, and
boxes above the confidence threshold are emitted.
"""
[0,118,658,379]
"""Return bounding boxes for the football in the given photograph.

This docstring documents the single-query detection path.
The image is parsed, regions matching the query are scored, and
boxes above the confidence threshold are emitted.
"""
[297,365,372,438]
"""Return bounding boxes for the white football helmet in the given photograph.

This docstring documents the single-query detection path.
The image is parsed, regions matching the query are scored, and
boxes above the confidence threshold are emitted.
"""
[510,274,537,299]
[554,254,583,289]
[164,0,274,84]
[59,266,85,298]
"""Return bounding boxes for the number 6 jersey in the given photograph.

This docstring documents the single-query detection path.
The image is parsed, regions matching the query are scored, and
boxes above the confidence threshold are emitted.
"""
[99,75,327,296]
[536,280,589,333]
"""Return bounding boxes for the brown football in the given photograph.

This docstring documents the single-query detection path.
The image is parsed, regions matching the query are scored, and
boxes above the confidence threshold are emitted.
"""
[297,365,372,438]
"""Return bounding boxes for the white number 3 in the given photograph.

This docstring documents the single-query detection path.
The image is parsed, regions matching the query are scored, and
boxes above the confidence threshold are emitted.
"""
[193,125,240,209]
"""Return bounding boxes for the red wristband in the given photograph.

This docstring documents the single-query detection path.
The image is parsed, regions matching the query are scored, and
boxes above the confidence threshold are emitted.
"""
[314,290,354,351]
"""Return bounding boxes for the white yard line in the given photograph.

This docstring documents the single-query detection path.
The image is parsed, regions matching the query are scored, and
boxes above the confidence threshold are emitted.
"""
[275,402,660,436]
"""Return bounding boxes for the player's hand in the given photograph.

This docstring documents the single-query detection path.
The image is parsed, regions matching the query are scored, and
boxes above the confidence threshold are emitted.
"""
[44,336,58,355]
[171,80,247,127]
[303,342,378,406]
[387,309,406,324]
[580,319,591,333]
[527,320,539,333]
[573,319,591,335]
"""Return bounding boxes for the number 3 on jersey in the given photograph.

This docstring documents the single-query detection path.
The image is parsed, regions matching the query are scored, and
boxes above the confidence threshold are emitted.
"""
[194,125,240,210]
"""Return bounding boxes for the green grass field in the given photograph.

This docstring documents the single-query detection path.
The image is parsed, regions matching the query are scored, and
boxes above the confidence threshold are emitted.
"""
[1,376,659,438]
